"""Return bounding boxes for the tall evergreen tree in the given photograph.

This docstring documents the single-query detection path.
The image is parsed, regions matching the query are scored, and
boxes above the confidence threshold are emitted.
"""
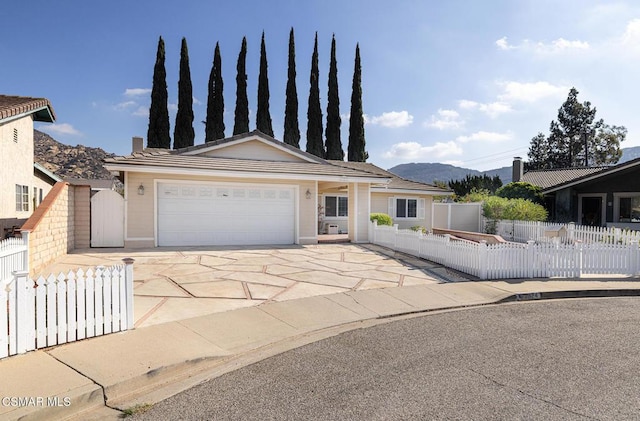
[147,36,171,148]
[325,34,343,160]
[233,37,249,135]
[173,37,195,149]
[284,28,300,148]
[347,43,367,162]
[306,33,324,158]
[527,87,626,169]
[256,31,274,136]
[205,42,225,141]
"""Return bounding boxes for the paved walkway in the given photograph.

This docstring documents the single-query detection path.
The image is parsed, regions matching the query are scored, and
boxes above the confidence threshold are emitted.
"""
[41,244,464,328]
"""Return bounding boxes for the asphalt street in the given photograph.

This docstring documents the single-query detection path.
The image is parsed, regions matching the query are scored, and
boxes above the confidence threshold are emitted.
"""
[132,297,640,420]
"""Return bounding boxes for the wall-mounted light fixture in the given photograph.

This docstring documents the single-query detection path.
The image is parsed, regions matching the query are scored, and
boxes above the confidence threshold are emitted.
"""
[305,188,312,199]
[138,184,145,195]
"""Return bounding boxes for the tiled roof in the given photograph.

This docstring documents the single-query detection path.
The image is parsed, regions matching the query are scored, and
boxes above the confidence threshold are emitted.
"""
[104,150,390,180]
[0,95,56,122]
[328,160,452,194]
[521,167,607,190]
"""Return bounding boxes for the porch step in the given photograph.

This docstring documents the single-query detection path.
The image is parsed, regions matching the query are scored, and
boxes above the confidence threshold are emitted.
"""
[318,234,351,244]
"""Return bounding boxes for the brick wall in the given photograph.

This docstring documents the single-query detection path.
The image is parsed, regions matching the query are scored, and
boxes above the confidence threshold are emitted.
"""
[21,182,90,275]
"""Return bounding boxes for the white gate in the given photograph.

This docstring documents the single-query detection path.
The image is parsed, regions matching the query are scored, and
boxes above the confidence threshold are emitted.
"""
[91,190,124,247]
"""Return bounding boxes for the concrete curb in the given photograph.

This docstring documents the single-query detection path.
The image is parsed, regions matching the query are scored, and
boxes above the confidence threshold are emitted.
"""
[2,282,639,421]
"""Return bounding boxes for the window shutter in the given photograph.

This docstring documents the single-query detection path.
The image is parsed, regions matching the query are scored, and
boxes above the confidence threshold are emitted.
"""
[388,197,396,217]
[419,198,426,219]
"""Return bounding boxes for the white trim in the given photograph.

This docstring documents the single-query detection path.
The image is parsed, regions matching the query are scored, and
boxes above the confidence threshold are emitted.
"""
[577,193,607,226]
[125,237,155,241]
[154,179,298,246]
[372,187,450,195]
[181,134,322,163]
[322,193,349,218]
[0,106,52,125]
[613,192,640,223]
[103,164,387,184]
[354,183,359,242]
[394,196,420,220]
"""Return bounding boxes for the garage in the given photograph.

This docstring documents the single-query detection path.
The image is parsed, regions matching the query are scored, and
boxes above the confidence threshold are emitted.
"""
[157,182,296,246]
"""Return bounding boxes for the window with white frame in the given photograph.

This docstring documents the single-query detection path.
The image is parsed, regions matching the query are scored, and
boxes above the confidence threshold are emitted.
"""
[15,185,29,212]
[325,195,348,217]
[396,198,417,218]
[616,194,640,222]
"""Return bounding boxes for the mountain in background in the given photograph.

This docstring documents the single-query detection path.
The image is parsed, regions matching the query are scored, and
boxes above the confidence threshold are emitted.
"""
[389,146,640,185]
[34,129,116,180]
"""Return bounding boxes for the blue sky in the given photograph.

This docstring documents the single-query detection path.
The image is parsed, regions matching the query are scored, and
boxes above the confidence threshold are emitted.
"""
[3,0,640,171]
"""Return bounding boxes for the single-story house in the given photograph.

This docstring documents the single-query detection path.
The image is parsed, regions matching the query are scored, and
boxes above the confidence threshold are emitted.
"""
[104,131,450,248]
[512,156,640,229]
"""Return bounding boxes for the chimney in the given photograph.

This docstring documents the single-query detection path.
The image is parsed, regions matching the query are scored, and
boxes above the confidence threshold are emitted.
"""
[132,136,144,153]
[512,157,523,182]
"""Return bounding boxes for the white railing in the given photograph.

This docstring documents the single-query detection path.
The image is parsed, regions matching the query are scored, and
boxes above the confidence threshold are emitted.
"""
[1,259,135,359]
[370,221,640,280]
[490,219,640,245]
[0,234,29,283]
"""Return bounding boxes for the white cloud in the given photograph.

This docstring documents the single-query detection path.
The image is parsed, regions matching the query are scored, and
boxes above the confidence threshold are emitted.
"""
[124,88,151,97]
[115,101,137,110]
[133,106,149,117]
[41,123,82,136]
[620,18,640,45]
[367,111,413,128]
[426,109,463,130]
[193,96,202,105]
[495,37,589,54]
[456,131,513,143]
[383,141,463,160]
[498,81,568,103]
[457,99,512,118]
[442,160,464,167]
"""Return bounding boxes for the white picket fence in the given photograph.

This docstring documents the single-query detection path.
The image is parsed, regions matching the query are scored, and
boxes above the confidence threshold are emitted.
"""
[0,235,29,284]
[1,259,135,359]
[491,219,640,245]
[370,222,640,280]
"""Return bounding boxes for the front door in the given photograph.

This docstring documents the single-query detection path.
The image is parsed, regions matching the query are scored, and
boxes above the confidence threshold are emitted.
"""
[581,196,603,226]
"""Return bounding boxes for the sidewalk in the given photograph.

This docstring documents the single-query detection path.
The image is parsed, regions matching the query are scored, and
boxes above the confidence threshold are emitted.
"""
[1,279,639,420]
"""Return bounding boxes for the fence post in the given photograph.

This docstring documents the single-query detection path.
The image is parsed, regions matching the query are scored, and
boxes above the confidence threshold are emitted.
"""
[568,222,575,243]
[122,258,135,330]
[479,240,488,280]
[13,271,30,354]
[393,224,399,249]
[372,220,377,244]
[526,240,535,278]
[629,241,639,276]
[574,242,583,278]
[20,230,30,274]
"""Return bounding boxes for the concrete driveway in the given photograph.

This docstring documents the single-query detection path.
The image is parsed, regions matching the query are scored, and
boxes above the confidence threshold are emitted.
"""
[42,244,460,328]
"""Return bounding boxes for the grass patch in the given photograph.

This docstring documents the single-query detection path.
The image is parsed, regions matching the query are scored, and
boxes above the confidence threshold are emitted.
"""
[121,403,153,418]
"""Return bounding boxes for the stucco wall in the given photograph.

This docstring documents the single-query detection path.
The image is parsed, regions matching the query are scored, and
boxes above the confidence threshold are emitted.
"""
[371,191,434,230]
[124,172,318,247]
[0,115,34,219]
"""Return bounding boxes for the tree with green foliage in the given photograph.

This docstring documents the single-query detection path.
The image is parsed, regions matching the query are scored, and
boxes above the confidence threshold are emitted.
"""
[256,32,274,137]
[348,43,367,162]
[147,36,171,148]
[527,88,626,169]
[448,174,502,199]
[483,196,547,233]
[496,182,544,205]
[306,33,325,158]
[233,37,249,135]
[283,28,300,148]
[325,34,343,160]
[205,42,225,142]
[174,37,195,149]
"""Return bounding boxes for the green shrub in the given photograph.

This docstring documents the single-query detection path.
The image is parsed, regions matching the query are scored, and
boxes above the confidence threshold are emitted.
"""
[496,182,544,205]
[482,196,547,233]
[458,188,490,203]
[370,213,393,226]
[410,225,427,234]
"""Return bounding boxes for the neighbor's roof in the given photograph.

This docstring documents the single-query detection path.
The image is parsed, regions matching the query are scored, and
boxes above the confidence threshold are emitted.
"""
[522,157,640,193]
[65,178,115,190]
[0,95,56,123]
[104,149,391,182]
[329,160,452,194]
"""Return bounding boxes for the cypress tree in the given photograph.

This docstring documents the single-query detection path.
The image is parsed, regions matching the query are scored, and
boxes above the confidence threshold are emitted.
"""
[147,36,171,148]
[325,34,343,160]
[306,33,325,158]
[233,37,249,135]
[256,31,274,136]
[173,37,195,149]
[348,44,367,162]
[284,27,300,148]
[205,42,225,141]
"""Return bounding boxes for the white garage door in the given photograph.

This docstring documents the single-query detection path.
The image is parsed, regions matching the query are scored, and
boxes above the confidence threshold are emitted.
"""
[157,182,296,246]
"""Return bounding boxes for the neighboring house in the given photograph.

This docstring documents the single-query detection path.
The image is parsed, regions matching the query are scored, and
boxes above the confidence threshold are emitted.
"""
[513,156,640,229]
[104,131,451,248]
[0,95,56,234]
[65,177,117,196]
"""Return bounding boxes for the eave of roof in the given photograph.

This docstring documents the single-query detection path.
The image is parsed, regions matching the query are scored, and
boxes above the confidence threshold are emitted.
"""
[0,95,56,123]
[34,162,62,182]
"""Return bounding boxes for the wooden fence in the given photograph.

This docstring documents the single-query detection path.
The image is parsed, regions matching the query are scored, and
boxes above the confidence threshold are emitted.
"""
[370,222,640,280]
[1,259,134,359]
